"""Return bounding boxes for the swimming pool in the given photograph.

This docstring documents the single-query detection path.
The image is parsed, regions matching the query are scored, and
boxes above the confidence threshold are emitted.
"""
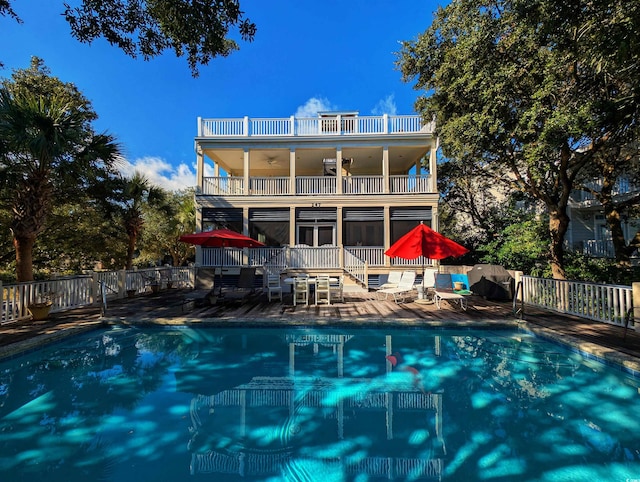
[0,326,638,481]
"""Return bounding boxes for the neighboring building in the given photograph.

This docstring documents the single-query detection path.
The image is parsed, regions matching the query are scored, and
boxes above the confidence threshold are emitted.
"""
[567,176,639,260]
[193,111,439,286]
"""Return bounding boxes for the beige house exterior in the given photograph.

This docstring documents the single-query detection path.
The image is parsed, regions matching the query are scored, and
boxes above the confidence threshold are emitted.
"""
[193,111,439,286]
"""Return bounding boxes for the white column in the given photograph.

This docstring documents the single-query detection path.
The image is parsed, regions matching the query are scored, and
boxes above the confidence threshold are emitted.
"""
[382,146,389,193]
[336,206,343,265]
[384,205,391,267]
[290,149,296,195]
[336,147,343,194]
[429,139,438,192]
[243,207,249,236]
[634,282,640,332]
[196,147,204,194]
[243,149,250,195]
[290,206,296,246]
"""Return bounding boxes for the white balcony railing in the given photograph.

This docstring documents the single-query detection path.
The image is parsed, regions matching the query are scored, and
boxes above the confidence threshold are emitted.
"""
[583,239,616,258]
[296,176,336,195]
[572,177,639,203]
[201,175,434,196]
[202,176,244,195]
[390,175,432,193]
[345,247,385,267]
[250,177,291,195]
[198,114,434,138]
[343,176,384,194]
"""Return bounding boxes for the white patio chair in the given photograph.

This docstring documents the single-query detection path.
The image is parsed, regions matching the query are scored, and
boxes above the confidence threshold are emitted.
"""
[377,270,403,290]
[330,275,344,303]
[377,271,416,303]
[293,277,309,306]
[315,275,331,305]
[266,274,283,302]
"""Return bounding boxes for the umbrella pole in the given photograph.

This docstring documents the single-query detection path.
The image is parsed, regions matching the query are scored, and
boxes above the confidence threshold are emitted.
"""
[415,258,432,305]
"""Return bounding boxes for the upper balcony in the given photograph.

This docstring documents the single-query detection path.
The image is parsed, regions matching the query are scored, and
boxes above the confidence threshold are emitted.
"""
[197,113,434,138]
[570,177,640,206]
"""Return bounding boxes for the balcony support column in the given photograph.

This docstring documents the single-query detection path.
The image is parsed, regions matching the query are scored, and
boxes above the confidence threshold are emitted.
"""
[429,139,438,192]
[382,146,389,194]
[336,148,343,195]
[243,149,250,195]
[196,146,204,194]
[289,206,296,246]
[384,205,391,267]
[243,206,250,266]
[337,206,343,268]
[633,282,640,332]
[290,149,296,194]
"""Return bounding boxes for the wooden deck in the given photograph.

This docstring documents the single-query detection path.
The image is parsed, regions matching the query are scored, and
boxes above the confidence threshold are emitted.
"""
[1,288,639,373]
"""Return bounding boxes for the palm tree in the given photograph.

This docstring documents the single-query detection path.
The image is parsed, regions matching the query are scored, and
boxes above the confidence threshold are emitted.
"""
[0,74,121,281]
[118,172,170,270]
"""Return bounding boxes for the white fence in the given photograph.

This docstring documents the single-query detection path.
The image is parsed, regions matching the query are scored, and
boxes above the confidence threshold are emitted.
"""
[521,275,634,328]
[1,266,196,324]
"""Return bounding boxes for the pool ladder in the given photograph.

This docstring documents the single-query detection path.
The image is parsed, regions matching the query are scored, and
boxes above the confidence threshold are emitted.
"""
[512,280,524,320]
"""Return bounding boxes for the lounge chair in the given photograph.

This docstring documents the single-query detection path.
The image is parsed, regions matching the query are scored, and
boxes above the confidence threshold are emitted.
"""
[377,270,403,290]
[221,267,256,301]
[378,271,416,303]
[433,273,468,310]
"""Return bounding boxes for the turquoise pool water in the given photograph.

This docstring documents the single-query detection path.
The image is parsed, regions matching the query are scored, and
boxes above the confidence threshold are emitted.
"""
[0,326,638,481]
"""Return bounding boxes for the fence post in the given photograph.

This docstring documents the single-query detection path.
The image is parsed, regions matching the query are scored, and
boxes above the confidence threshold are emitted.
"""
[92,272,101,305]
[633,282,640,332]
[118,269,127,299]
[0,280,3,322]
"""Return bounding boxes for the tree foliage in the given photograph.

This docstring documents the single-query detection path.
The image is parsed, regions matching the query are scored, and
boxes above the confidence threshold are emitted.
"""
[398,0,640,279]
[0,57,122,281]
[139,188,195,267]
[2,1,256,76]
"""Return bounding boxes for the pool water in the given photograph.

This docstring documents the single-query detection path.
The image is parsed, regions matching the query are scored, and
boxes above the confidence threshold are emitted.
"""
[0,326,639,481]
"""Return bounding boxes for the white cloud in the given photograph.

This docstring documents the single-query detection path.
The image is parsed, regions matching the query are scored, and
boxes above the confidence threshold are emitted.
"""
[119,156,196,191]
[371,94,398,116]
[294,97,336,117]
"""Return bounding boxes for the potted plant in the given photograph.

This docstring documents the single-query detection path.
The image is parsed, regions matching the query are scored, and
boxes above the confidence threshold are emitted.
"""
[28,292,55,321]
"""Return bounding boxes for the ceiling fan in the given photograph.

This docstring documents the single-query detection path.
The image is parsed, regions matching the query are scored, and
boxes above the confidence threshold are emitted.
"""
[265,156,280,167]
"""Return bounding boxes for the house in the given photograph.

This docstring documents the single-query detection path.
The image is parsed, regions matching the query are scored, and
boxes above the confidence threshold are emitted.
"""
[193,111,439,287]
[567,176,639,260]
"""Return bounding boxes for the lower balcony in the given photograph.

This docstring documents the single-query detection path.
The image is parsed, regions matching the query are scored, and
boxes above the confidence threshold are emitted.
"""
[198,245,437,287]
[200,175,434,196]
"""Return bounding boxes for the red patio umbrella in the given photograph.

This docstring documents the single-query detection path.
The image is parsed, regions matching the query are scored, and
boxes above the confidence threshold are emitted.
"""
[179,229,265,294]
[385,222,468,294]
[179,229,265,248]
[385,222,468,260]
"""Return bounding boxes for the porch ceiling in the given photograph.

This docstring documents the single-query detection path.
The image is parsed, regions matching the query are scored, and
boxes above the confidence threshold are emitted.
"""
[202,144,430,176]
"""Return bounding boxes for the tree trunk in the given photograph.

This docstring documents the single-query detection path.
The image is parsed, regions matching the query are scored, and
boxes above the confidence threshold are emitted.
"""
[14,235,36,282]
[548,208,570,279]
[604,205,631,268]
[126,234,137,270]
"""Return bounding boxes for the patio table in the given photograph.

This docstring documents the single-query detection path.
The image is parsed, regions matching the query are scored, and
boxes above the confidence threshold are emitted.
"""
[283,277,339,305]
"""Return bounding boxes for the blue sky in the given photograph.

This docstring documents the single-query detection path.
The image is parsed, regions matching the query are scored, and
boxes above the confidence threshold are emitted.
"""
[1,0,442,190]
